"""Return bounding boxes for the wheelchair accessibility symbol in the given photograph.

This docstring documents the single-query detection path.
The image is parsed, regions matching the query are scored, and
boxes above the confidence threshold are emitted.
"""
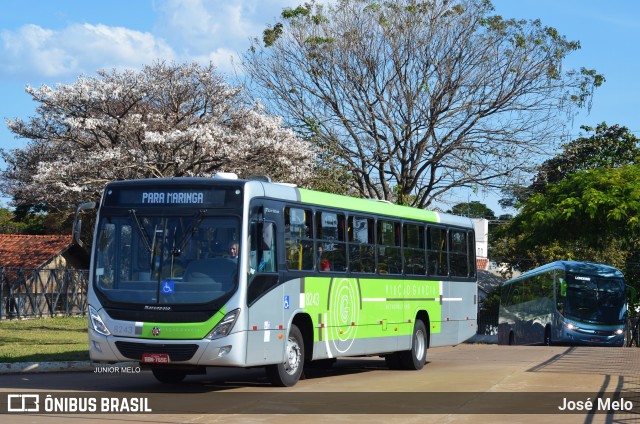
[161,280,175,294]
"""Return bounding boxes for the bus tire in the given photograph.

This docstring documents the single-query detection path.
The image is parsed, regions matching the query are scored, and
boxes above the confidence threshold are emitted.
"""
[544,326,552,346]
[266,324,304,387]
[152,368,187,384]
[399,320,428,370]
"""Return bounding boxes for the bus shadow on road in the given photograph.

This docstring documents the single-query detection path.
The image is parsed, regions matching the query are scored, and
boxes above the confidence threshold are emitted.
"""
[135,357,428,393]
[527,346,639,377]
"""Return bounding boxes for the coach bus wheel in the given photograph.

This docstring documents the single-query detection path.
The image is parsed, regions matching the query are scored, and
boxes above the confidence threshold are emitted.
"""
[399,320,427,370]
[152,368,187,384]
[544,326,551,346]
[266,324,304,387]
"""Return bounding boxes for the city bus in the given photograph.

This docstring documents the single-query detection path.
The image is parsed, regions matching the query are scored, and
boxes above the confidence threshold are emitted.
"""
[78,174,477,386]
[498,261,628,347]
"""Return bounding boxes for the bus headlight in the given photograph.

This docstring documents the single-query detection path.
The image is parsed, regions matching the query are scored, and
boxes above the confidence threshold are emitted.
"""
[566,323,577,330]
[206,309,240,340]
[89,305,111,336]
[615,328,624,335]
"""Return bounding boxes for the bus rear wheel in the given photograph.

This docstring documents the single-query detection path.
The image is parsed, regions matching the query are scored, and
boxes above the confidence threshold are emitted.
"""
[266,324,304,387]
[398,320,428,370]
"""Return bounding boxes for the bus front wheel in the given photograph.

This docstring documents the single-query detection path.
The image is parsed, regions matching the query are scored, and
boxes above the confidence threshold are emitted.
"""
[266,324,304,387]
[399,320,428,370]
[152,368,187,384]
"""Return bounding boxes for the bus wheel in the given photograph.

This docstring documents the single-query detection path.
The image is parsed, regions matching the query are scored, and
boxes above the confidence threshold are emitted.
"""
[266,324,304,387]
[152,368,187,384]
[399,320,428,370]
[544,327,552,346]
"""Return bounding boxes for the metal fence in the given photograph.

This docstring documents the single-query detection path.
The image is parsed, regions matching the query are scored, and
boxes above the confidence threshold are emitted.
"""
[0,267,89,320]
[476,313,499,336]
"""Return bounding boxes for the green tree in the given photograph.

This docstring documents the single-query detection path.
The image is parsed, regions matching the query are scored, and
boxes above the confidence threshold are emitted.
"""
[449,201,496,219]
[244,0,602,207]
[500,123,639,208]
[0,207,46,234]
[493,165,640,288]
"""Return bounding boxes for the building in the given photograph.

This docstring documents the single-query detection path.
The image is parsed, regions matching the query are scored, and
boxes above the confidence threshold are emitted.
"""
[0,234,83,270]
[472,218,489,271]
[0,235,88,319]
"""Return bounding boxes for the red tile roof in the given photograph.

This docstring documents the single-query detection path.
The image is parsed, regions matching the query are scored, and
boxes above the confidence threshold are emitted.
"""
[477,257,489,271]
[0,235,73,269]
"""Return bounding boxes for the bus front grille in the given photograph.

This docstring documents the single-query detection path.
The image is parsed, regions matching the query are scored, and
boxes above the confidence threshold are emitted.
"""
[115,341,199,361]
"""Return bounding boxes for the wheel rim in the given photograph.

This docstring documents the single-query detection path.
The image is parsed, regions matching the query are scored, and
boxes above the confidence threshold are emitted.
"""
[284,336,302,375]
[414,328,426,361]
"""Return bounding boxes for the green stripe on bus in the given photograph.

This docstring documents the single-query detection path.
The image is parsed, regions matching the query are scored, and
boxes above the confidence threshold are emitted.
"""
[297,189,439,222]
[302,276,442,342]
[139,306,226,340]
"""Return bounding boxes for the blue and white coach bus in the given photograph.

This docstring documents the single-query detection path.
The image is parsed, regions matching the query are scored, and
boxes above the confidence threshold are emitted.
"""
[498,261,627,346]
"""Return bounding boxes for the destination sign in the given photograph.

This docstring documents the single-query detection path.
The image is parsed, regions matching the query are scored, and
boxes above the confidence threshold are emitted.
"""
[103,185,242,209]
[141,192,204,204]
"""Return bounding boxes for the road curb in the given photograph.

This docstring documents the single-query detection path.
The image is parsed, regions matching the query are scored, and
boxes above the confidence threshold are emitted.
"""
[0,361,137,374]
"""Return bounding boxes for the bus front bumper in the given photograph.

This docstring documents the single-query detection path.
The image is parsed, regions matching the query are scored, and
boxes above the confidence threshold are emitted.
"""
[88,327,249,367]
[562,327,625,346]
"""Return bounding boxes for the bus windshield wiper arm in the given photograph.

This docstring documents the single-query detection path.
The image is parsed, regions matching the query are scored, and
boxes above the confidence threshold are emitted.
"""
[175,210,206,254]
[129,209,153,253]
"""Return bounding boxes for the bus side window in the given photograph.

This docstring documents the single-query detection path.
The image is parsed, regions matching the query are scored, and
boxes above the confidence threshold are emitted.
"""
[316,211,346,272]
[377,220,401,274]
[249,221,277,274]
[285,207,313,270]
[348,216,375,273]
[427,226,448,277]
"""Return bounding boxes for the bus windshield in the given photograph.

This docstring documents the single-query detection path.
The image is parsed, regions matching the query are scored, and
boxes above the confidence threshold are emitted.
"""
[94,212,240,305]
[563,273,626,325]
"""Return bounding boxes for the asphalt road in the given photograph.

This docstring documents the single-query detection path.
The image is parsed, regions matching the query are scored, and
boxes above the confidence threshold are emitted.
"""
[0,344,638,424]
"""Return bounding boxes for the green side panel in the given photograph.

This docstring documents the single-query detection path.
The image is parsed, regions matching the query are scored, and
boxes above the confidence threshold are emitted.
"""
[298,189,439,222]
[139,305,226,340]
[302,277,442,343]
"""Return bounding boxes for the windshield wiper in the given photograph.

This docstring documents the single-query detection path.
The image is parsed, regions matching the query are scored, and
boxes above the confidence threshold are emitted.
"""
[175,210,206,254]
[129,209,153,253]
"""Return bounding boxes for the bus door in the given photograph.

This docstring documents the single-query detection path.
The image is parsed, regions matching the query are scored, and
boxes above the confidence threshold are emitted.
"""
[245,204,284,366]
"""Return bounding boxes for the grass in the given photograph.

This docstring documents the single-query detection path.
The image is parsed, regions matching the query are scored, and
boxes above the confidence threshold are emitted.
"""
[0,316,89,363]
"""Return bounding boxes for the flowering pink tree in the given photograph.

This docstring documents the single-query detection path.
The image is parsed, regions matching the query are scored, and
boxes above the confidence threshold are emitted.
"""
[2,61,315,213]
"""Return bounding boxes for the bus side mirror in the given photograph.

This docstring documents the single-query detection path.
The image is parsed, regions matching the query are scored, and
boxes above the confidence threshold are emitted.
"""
[73,202,97,247]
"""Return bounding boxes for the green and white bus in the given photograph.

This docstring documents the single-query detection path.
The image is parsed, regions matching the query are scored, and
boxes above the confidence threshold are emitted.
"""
[81,175,477,386]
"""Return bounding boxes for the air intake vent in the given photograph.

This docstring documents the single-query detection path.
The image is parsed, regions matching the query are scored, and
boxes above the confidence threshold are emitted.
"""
[115,341,199,361]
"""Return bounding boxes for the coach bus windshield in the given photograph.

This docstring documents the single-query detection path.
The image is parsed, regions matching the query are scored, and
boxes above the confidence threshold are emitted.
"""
[94,213,240,305]
[562,273,626,325]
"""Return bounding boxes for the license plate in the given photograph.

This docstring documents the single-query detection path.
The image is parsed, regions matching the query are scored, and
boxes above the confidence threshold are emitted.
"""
[142,353,170,364]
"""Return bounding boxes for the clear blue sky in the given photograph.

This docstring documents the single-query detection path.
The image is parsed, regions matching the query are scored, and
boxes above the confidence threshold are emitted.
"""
[1,1,638,213]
